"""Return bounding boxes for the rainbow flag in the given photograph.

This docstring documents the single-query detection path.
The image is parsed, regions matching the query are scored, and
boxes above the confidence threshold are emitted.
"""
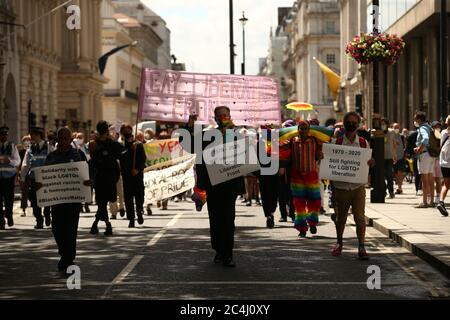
[279,125,334,144]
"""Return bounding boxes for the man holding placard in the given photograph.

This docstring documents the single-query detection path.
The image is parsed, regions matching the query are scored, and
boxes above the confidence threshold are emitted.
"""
[196,106,246,267]
[328,112,375,260]
[38,127,91,273]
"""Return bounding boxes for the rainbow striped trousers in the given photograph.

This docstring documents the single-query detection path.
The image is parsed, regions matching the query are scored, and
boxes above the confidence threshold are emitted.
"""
[290,170,321,233]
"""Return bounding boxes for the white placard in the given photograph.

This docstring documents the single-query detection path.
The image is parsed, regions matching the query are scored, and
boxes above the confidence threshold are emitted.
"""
[34,162,91,207]
[204,140,260,186]
[319,144,372,184]
[144,154,196,201]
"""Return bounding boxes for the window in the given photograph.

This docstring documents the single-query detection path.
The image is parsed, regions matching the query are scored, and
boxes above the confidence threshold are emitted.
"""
[326,53,336,65]
[325,21,335,34]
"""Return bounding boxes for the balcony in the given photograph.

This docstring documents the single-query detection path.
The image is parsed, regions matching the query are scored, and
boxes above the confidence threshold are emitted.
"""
[306,1,339,14]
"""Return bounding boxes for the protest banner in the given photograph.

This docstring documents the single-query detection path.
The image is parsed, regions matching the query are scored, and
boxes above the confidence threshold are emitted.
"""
[204,139,260,186]
[143,138,184,167]
[138,69,281,126]
[34,162,91,207]
[319,143,372,184]
[144,154,196,202]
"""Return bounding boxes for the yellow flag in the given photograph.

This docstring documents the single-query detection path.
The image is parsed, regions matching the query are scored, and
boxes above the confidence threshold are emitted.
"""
[313,57,340,100]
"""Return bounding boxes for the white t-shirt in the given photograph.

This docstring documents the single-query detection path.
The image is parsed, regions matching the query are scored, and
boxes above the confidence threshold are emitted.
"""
[440,130,450,168]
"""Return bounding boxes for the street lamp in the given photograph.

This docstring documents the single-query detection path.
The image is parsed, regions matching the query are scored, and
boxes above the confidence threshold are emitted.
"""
[239,11,248,75]
[370,0,385,203]
[229,0,235,74]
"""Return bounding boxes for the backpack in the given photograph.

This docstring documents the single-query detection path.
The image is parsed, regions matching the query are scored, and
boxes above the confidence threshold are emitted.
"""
[427,128,441,158]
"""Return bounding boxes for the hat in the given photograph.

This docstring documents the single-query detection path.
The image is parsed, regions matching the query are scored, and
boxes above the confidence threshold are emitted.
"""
[431,121,441,128]
[0,126,9,134]
[29,126,45,134]
[283,120,296,128]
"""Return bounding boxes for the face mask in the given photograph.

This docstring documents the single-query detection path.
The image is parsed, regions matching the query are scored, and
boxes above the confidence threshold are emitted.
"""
[344,122,357,133]
[74,139,83,146]
[414,121,420,128]
[394,129,400,134]
[215,115,234,128]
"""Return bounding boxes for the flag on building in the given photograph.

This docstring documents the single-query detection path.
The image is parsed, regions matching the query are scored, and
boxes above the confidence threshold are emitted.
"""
[313,57,340,100]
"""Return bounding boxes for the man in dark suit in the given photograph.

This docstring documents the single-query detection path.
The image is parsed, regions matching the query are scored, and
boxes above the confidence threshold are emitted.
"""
[195,106,246,267]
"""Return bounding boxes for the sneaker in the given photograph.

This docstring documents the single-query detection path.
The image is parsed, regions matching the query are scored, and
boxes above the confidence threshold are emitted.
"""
[119,208,125,217]
[320,207,326,214]
[389,193,395,199]
[358,247,369,260]
[310,226,317,235]
[279,217,287,223]
[395,189,403,195]
[34,223,44,230]
[44,215,51,227]
[128,220,135,228]
[7,216,14,227]
[146,205,153,216]
[213,253,223,264]
[110,215,117,220]
[84,203,91,213]
[298,231,307,238]
[90,224,99,235]
[332,243,343,257]
[137,214,144,225]
[223,258,236,267]
[104,224,113,236]
[266,216,274,228]
[437,201,449,217]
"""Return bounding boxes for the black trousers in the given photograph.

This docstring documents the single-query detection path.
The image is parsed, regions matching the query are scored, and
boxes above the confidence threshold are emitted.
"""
[278,173,294,220]
[206,190,237,259]
[0,177,15,223]
[51,204,80,268]
[258,174,278,217]
[413,157,422,192]
[28,188,51,226]
[94,177,117,222]
[122,175,144,221]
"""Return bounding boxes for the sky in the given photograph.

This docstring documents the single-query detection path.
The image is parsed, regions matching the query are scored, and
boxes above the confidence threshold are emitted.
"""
[142,0,295,75]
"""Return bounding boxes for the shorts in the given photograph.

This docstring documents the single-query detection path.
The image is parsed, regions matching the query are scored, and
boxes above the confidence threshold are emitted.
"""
[441,167,450,178]
[418,152,436,175]
[394,159,407,173]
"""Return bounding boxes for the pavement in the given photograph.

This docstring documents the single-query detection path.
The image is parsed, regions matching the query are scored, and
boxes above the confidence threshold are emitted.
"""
[1,193,450,300]
[365,182,450,279]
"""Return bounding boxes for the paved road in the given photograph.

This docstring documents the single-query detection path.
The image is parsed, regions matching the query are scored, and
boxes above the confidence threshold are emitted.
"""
[0,199,449,300]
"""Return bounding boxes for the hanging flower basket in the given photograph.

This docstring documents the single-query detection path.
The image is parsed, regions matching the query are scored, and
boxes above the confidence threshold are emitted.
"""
[345,33,406,66]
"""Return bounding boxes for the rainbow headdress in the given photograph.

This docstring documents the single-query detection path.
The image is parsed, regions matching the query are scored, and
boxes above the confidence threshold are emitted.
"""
[279,125,334,145]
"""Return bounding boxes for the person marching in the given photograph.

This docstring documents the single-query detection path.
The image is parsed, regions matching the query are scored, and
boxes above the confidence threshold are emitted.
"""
[0,126,21,230]
[279,120,323,238]
[42,127,91,273]
[21,126,55,229]
[119,124,146,228]
[195,106,246,267]
[89,121,124,236]
[331,112,374,260]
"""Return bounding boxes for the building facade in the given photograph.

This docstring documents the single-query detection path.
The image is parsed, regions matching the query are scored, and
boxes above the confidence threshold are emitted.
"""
[283,0,341,124]
[260,8,290,121]
[340,0,450,128]
[101,0,164,126]
[0,0,20,142]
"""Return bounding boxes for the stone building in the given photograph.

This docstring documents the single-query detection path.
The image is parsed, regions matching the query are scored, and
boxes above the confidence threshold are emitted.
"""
[283,0,340,124]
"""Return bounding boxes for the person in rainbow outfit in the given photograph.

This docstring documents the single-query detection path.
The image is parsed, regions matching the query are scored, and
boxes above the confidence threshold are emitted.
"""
[278,120,332,238]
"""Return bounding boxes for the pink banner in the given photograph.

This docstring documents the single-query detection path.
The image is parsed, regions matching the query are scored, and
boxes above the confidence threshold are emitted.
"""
[138,69,281,126]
